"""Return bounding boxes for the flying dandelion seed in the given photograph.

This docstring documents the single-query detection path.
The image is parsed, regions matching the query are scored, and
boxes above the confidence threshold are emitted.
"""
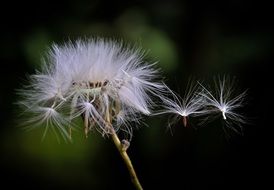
[18,38,167,140]
[157,81,206,128]
[199,76,247,134]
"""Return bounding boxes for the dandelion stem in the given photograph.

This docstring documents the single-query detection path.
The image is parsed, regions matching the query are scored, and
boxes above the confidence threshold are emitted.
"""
[105,97,143,190]
[106,114,143,190]
[110,130,143,190]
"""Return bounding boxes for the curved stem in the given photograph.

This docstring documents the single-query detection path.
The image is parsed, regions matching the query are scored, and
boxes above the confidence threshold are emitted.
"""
[105,103,143,190]
[110,129,143,190]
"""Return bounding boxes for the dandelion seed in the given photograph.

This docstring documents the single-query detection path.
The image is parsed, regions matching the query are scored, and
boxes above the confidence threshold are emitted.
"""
[18,38,167,140]
[157,81,206,128]
[199,76,247,134]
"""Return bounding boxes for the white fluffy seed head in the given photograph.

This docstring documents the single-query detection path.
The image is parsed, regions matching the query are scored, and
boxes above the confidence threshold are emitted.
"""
[199,76,247,134]
[18,38,167,140]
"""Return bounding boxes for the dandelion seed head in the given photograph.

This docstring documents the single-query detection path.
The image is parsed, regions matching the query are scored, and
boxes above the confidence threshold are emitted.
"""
[18,38,166,140]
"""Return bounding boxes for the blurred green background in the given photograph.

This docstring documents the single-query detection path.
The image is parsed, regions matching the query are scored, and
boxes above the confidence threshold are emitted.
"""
[0,0,273,189]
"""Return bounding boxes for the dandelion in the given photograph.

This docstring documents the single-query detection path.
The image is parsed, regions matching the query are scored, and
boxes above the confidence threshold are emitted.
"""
[157,81,205,128]
[199,76,247,134]
[19,38,165,138]
[18,38,168,190]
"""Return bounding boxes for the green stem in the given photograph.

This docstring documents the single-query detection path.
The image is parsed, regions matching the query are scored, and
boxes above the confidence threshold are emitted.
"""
[110,129,143,190]
[105,102,143,190]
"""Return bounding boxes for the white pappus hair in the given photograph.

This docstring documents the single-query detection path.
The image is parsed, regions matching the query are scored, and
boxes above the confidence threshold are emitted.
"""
[199,76,247,134]
[18,38,167,140]
[156,81,206,128]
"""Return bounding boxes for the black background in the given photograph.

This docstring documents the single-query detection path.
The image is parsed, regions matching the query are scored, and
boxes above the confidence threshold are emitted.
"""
[0,0,273,189]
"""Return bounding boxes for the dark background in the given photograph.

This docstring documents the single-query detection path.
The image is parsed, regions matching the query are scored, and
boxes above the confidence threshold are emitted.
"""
[0,0,273,189]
